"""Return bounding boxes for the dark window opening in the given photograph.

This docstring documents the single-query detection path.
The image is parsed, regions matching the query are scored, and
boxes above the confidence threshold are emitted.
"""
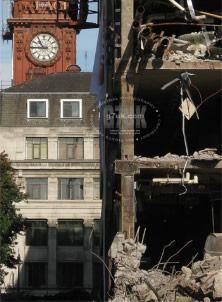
[57,262,83,288]
[26,220,48,246]
[57,220,84,246]
[25,262,47,288]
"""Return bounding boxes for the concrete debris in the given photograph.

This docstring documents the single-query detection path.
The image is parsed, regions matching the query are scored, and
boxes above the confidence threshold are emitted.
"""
[192,148,222,160]
[108,234,222,302]
[135,148,222,161]
[167,50,204,63]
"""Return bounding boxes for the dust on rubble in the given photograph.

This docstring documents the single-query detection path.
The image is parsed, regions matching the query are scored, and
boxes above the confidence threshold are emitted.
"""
[108,233,222,302]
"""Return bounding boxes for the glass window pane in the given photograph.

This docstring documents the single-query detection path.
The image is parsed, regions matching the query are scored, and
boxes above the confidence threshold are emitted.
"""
[66,138,73,143]
[38,102,46,117]
[41,140,47,159]
[75,138,83,159]
[26,220,48,246]
[58,179,69,199]
[71,102,79,117]
[29,102,46,118]
[63,102,72,117]
[57,220,83,246]
[27,141,33,159]
[26,138,47,159]
[33,144,40,159]
[71,179,83,200]
[40,184,47,200]
[74,222,84,245]
[57,263,83,288]
[33,138,40,143]
[62,102,80,118]
[30,102,37,117]
[58,139,67,159]
[93,220,100,246]
[26,179,48,200]
[32,184,40,199]
[67,144,74,159]
[26,263,47,288]
[58,179,83,200]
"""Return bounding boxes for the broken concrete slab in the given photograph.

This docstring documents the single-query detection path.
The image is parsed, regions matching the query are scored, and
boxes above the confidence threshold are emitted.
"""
[108,233,222,302]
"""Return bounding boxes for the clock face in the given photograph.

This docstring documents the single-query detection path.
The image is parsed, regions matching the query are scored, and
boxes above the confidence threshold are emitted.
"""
[30,33,59,62]
[25,32,62,67]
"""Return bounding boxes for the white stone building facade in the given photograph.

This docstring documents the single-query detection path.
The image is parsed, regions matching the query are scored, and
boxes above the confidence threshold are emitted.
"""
[0,72,102,296]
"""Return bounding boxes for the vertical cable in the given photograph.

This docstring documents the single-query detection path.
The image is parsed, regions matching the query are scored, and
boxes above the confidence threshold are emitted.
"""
[179,85,189,196]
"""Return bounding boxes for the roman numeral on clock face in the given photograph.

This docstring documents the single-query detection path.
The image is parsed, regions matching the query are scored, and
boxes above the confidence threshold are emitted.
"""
[29,33,59,63]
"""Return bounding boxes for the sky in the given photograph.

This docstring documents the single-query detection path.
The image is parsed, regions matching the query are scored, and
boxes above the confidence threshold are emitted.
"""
[0,0,99,89]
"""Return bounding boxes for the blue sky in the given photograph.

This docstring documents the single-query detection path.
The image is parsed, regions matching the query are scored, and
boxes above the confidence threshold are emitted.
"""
[0,0,99,88]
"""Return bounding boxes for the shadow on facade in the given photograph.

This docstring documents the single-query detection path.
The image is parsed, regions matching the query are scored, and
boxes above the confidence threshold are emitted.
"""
[1,222,104,302]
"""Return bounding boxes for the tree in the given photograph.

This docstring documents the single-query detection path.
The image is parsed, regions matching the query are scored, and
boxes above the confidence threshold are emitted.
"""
[0,152,26,285]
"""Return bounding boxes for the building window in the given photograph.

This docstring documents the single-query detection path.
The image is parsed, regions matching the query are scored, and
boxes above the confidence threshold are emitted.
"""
[60,99,82,118]
[93,219,100,246]
[27,99,48,118]
[26,220,48,246]
[57,220,83,246]
[26,178,48,200]
[94,138,100,159]
[57,262,83,288]
[58,138,83,159]
[93,178,100,200]
[93,262,103,288]
[26,138,48,159]
[58,178,83,200]
[25,262,47,288]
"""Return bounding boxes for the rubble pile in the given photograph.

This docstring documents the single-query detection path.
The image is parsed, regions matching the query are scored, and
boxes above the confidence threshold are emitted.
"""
[134,148,222,161]
[108,234,222,302]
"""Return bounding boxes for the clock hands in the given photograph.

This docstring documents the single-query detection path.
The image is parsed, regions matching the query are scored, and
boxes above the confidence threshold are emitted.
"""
[38,36,44,48]
[30,46,48,49]
[29,33,59,62]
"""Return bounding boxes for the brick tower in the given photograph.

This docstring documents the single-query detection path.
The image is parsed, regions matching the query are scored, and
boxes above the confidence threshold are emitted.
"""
[6,0,98,85]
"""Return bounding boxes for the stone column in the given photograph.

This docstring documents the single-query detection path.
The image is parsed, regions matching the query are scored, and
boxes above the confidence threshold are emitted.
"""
[83,220,94,289]
[47,220,57,290]
[48,138,58,160]
[84,178,93,200]
[48,178,57,201]
[84,137,94,159]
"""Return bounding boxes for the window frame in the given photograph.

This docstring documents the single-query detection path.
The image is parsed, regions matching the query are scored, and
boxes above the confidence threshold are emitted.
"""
[26,137,48,160]
[58,137,83,160]
[57,262,83,288]
[57,219,84,246]
[25,262,48,288]
[26,220,48,246]
[60,99,82,119]
[26,178,48,200]
[27,99,48,119]
[58,178,84,200]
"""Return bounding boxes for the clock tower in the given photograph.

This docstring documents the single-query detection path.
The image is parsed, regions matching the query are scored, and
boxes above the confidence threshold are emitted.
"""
[6,0,98,86]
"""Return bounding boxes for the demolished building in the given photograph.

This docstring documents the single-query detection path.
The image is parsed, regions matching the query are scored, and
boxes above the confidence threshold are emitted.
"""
[93,0,222,299]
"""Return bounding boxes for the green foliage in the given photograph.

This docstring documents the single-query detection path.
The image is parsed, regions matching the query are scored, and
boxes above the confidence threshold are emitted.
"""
[0,152,26,285]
